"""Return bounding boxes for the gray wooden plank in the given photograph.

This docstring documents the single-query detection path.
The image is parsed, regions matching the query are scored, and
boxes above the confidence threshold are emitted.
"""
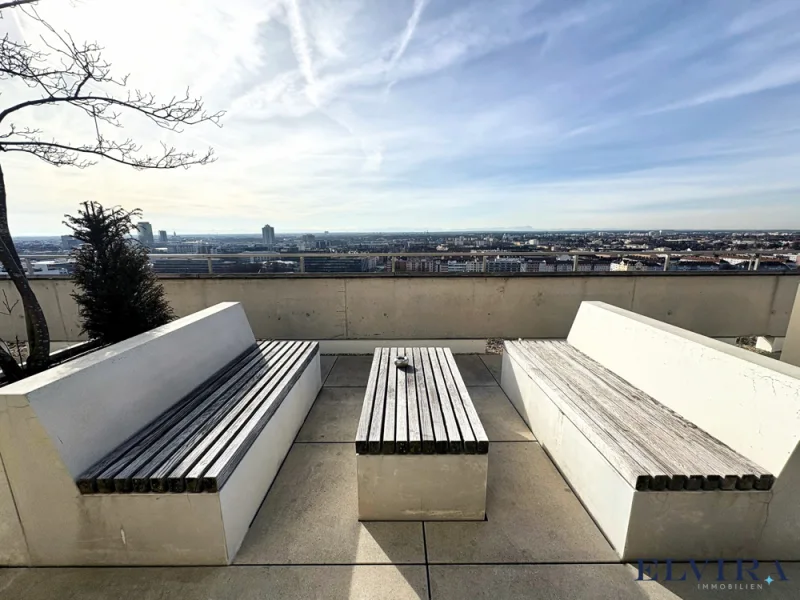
[396,348,409,454]
[368,348,390,454]
[162,341,305,492]
[405,347,422,454]
[355,350,382,454]
[413,347,435,454]
[428,347,463,454]
[420,347,450,454]
[382,347,398,454]
[102,341,281,493]
[443,348,489,454]
[436,348,476,454]
[201,343,319,492]
[180,342,313,492]
[77,342,268,494]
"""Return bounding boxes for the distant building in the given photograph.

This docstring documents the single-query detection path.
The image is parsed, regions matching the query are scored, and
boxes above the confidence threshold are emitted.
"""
[447,260,481,273]
[158,230,168,243]
[262,225,276,247]
[487,258,522,273]
[304,256,368,273]
[137,222,154,246]
[60,235,81,251]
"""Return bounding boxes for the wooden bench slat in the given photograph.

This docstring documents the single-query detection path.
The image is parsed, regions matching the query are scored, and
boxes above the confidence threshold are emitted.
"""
[412,348,436,454]
[395,348,409,454]
[427,348,464,454]
[118,341,289,494]
[77,342,269,494]
[405,347,422,454]
[355,351,382,454]
[419,347,450,454]
[381,348,398,454]
[170,341,308,492]
[443,348,488,454]
[99,341,280,493]
[201,342,319,492]
[436,348,476,454]
[367,348,390,454]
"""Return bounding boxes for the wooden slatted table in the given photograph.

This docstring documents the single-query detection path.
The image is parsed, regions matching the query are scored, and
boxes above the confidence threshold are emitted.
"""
[355,347,489,521]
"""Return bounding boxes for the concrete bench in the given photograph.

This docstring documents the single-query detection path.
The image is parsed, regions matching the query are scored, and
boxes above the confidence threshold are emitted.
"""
[0,303,322,566]
[355,347,488,520]
[501,301,800,561]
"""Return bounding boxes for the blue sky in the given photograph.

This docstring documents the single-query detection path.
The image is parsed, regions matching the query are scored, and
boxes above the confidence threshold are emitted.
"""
[3,0,800,234]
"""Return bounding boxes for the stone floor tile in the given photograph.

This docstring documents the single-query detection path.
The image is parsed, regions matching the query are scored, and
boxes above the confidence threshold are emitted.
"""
[297,387,366,443]
[479,355,502,383]
[454,355,497,386]
[235,443,424,564]
[0,565,427,600]
[468,387,535,442]
[424,443,617,563]
[325,357,375,387]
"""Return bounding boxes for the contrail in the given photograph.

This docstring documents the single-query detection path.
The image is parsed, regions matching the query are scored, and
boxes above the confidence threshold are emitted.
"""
[389,0,428,71]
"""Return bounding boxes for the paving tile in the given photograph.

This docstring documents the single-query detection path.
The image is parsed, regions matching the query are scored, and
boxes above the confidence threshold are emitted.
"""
[320,355,337,384]
[235,443,424,565]
[297,387,365,442]
[468,387,535,442]
[325,356,374,387]
[454,355,497,386]
[424,443,617,563]
[479,354,502,383]
[0,565,428,600]
[431,562,800,599]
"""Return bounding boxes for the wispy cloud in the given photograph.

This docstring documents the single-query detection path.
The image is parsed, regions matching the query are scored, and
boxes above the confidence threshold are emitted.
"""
[2,0,800,234]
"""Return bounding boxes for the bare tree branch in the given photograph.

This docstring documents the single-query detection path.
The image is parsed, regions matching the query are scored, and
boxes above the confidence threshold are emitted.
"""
[0,0,38,10]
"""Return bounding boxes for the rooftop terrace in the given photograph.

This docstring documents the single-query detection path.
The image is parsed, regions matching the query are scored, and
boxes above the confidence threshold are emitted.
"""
[2,352,798,599]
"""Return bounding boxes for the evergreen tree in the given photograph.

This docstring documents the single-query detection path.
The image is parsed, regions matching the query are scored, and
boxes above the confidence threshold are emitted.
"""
[64,202,174,344]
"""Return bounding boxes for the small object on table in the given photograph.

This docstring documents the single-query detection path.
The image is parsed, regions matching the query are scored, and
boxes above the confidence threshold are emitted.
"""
[395,355,409,368]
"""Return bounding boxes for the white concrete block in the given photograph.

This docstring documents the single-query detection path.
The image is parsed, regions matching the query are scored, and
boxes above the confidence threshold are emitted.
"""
[220,353,321,559]
[357,454,488,521]
[2,302,255,478]
[783,284,800,367]
[756,336,785,353]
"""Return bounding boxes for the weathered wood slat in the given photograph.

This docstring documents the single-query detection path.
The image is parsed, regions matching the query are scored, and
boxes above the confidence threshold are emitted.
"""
[355,351,382,454]
[436,348,476,454]
[395,348,409,454]
[427,348,463,454]
[382,348,398,454]
[200,343,319,492]
[120,341,290,494]
[443,349,489,454]
[507,340,772,492]
[419,347,449,454]
[405,347,422,454]
[77,342,269,494]
[174,342,310,492]
[413,347,436,454]
[368,348,390,454]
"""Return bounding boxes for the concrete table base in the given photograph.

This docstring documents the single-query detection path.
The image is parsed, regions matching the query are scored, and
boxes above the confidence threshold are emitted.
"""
[357,454,488,521]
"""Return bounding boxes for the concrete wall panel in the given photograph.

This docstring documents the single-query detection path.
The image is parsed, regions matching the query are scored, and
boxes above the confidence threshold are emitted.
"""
[782,284,800,367]
[1,273,798,343]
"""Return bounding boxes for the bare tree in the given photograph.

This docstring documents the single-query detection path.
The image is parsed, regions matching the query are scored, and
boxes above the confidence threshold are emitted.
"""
[0,2,223,381]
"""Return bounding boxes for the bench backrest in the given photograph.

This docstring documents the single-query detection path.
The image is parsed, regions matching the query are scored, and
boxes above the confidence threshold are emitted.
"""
[567,301,800,476]
[0,302,255,478]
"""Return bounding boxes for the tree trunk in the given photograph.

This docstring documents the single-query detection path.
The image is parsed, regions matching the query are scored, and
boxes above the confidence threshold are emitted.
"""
[0,162,50,380]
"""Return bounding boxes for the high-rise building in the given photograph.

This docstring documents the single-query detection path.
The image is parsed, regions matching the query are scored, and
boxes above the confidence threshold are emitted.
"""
[137,222,154,246]
[158,230,168,243]
[60,235,81,251]
[262,224,276,247]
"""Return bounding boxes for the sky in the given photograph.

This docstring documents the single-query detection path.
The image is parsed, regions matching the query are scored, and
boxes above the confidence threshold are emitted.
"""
[2,0,800,235]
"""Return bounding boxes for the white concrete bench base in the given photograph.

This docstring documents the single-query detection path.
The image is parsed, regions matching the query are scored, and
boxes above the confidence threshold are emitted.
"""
[0,303,322,566]
[358,454,487,521]
[502,346,770,561]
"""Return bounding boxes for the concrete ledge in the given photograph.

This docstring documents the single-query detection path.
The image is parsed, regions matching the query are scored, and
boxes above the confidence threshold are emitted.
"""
[357,454,488,521]
[783,284,800,367]
[318,339,486,355]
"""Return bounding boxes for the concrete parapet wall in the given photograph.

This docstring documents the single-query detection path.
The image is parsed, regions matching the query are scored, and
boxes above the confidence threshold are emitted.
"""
[782,284,800,367]
[0,273,798,342]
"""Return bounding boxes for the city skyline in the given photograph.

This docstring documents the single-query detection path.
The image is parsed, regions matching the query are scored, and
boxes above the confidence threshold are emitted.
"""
[3,0,800,235]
